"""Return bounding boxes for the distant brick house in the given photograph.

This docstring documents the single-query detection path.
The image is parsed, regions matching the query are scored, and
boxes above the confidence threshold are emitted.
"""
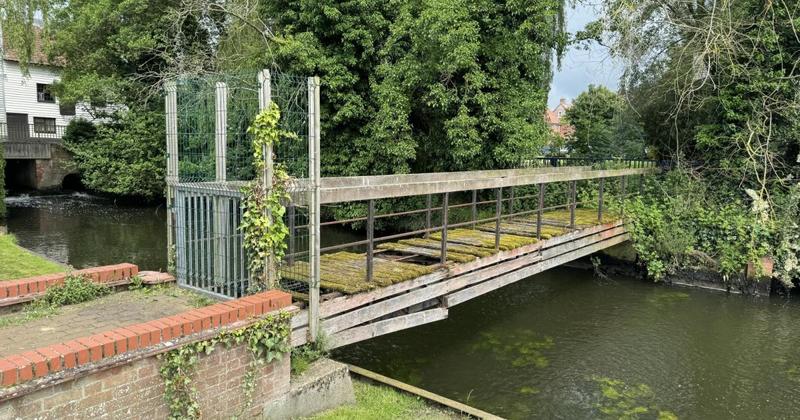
[545,98,573,138]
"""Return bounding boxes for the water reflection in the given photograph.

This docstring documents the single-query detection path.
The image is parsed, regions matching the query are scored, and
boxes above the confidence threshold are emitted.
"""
[334,268,800,419]
[4,193,169,270]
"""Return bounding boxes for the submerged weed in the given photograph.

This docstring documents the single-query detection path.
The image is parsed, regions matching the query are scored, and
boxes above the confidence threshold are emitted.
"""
[591,375,678,420]
[472,329,554,369]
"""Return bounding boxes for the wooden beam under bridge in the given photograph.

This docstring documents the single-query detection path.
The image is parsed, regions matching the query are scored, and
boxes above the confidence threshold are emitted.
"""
[291,221,630,348]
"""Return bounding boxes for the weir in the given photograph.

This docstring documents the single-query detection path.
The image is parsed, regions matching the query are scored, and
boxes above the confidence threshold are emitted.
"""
[165,70,660,350]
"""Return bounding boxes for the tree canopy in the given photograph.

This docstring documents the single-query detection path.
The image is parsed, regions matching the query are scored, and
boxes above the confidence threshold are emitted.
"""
[257,0,567,176]
[564,85,645,159]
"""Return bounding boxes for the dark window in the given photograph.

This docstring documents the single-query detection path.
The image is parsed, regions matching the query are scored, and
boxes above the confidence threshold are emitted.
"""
[59,102,76,116]
[36,84,55,103]
[33,117,57,134]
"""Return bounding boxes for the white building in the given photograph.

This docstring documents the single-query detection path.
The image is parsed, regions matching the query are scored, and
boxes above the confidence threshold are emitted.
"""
[0,27,93,142]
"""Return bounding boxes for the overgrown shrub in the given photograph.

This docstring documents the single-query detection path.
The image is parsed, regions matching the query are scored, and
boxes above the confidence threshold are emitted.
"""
[624,170,773,281]
[62,109,166,199]
[41,274,111,306]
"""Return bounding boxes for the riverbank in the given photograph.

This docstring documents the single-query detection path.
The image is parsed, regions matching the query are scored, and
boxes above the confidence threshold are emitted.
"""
[310,379,466,419]
[0,234,65,280]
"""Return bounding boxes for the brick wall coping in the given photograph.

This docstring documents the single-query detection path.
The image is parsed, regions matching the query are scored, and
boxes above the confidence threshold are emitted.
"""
[0,263,141,307]
[0,290,294,399]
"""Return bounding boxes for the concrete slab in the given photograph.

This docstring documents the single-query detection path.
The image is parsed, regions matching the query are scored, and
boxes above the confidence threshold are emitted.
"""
[263,358,355,419]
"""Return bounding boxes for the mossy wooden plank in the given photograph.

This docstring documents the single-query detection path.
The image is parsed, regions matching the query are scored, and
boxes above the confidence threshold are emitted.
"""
[429,229,535,251]
[398,238,494,258]
[281,251,438,295]
[377,242,476,263]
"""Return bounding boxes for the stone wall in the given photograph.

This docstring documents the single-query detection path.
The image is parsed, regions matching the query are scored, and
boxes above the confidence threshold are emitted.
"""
[34,144,76,190]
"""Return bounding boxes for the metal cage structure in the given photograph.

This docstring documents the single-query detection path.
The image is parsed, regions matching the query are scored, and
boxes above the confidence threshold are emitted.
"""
[165,70,321,332]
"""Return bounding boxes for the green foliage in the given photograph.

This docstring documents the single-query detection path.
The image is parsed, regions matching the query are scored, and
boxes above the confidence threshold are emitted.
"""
[240,103,297,289]
[41,274,112,306]
[61,118,97,146]
[291,333,330,375]
[159,311,291,420]
[62,110,166,199]
[624,170,772,281]
[256,0,566,177]
[564,85,645,159]
[591,376,677,420]
[311,380,465,419]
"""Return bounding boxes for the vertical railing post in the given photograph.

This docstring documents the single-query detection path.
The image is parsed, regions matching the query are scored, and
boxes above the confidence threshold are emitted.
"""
[366,199,375,282]
[471,190,477,228]
[508,187,515,215]
[440,192,449,265]
[307,76,322,343]
[621,175,628,203]
[165,81,179,280]
[598,178,605,223]
[424,194,432,238]
[537,183,544,240]
[638,174,644,195]
[495,187,502,251]
[287,204,295,265]
[258,70,275,288]
[214,81,229,289]
[569,181,576,230]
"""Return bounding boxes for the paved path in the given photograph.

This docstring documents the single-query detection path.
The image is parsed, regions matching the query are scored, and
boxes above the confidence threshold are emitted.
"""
[0,289,198,357]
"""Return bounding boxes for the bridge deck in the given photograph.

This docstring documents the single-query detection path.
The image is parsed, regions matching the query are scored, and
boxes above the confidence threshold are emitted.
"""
[287,208,627,348]
[282,208,614,296]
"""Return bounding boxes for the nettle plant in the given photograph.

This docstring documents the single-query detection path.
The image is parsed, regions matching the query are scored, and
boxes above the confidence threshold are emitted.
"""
[240,102,297,289]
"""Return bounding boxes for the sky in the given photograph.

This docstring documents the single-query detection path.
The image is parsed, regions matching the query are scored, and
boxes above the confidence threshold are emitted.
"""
[547,2,622,109]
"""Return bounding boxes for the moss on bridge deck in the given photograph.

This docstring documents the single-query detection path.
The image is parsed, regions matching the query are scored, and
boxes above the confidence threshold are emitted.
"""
[280,208,619,296]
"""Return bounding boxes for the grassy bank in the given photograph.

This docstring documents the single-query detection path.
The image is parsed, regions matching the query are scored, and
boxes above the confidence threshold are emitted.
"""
[0,234,65,280]
[310,380,465,420]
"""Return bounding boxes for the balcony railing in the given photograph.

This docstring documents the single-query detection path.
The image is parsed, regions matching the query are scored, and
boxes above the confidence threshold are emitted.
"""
[0,122,66,143]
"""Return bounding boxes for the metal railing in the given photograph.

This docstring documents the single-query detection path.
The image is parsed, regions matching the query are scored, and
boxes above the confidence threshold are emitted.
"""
[524,156,668,169]
[0,122,66,143]
[285,163,655,285]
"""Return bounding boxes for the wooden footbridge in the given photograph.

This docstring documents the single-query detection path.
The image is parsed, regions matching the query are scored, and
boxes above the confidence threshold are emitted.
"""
[163,71,660,351]
[284,163,656,348]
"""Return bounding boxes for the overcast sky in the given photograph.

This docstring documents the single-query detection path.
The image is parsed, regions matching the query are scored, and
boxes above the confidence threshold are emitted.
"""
[547,2,622,109]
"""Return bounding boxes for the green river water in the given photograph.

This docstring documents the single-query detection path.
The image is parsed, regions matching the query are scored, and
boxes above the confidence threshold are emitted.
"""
[5,194,800,419]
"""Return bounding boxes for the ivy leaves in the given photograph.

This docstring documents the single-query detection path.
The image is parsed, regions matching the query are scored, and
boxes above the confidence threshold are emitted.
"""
[241,103,297,289]
[159,312,291,420]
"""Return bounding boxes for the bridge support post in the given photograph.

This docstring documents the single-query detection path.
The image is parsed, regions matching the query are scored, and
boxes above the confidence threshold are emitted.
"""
[165,81,179,278]
[638,174,644,195]
[259,70,277,288]
[598,178,605,223]
[537,183,544,240]
[495,187,502,251]
[471,190,477,228]
[308,76,322,343]
[424,194,432,238]
[440,192,449,265]
[287,205,295,265]
[214,81,229,290]
[367,199,375,282]
[569,181,576,230]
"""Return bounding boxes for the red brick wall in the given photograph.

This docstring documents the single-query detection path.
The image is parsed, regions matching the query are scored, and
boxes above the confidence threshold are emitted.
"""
[0,340,290,419]
[0,290,294,419]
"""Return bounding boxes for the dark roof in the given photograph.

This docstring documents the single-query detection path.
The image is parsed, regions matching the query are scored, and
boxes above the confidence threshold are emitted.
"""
[2,26,63,66]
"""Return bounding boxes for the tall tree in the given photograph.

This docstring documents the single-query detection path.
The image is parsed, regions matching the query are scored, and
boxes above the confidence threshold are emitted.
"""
[564,85,644,158]
[258,0,567,176]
